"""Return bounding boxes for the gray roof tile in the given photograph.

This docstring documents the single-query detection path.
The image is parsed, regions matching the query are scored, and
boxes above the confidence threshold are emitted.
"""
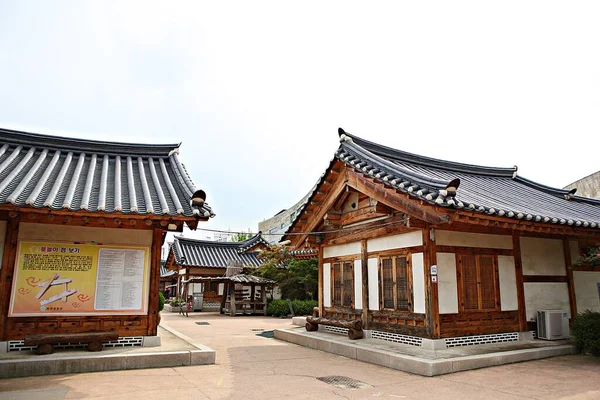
[171,234,268,268]
[0,128,215,218]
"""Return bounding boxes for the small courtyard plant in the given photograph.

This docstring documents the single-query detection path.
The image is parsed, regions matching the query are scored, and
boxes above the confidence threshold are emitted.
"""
[570,310,600,356]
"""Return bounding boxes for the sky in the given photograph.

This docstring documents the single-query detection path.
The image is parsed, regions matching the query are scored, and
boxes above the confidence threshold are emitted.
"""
[1,1,599,240]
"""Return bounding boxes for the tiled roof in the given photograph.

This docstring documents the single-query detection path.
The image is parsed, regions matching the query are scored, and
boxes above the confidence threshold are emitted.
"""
[0,128,215,219]
[184,274,276,285]
[160,261,175,278]
[291,128,600,230]
[171,234,267,268]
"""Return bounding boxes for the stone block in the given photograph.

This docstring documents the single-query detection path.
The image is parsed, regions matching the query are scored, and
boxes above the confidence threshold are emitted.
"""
[421,338,447,351]
[389,355,435,376]
[356,348,391,368]
[55,356,126,374]
[0,342,8,353]
[126,351,190,369]
[519,331,534,341]
[190,350,216,365]
[142,336,161,347]
[317,340,357,359]
[1,359,56,378]
[452,354,499,373]
[292,316,307,326]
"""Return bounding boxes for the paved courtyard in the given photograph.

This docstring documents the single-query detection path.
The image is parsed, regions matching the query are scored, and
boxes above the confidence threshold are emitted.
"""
[0,312,599,399]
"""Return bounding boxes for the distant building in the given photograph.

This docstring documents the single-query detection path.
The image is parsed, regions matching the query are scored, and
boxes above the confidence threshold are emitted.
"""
[259,191,312,244]
[564,170,600,199]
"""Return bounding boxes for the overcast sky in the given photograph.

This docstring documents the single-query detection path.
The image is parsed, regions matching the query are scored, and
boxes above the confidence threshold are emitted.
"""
[1,1,599,239]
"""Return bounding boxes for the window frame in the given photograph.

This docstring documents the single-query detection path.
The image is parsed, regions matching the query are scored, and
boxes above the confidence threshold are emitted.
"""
[378,253,413,312]
[331,260,355,308]
[456,253,501,313]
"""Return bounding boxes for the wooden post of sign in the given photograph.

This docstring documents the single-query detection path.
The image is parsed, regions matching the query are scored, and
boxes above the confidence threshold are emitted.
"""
[361,240,369,329]
[563,238,578,322]
[512,233,527,332]
[262,285,267,315]
[147,228,163,335]
[230,286,236,317]
[318,245,324,318]
[220,283,227,314]
[0,214,20,341]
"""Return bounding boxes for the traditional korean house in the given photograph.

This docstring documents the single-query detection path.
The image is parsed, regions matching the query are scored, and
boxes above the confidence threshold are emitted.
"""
[283,128,600,347]
[0,128,214,350]
[165,233,271,310]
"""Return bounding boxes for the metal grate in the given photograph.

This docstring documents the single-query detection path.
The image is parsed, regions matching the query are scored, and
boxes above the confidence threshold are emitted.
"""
[8,336,143,352]
[317,376,372,390]
[324,326,349,335]
[445,332,519,348]
[371,330,423,347]
[195,322,210,326]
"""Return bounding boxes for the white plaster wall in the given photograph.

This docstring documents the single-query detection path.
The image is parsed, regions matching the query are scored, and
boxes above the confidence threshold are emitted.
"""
[437,252,458,314]
[573,271,600,313]
[436,230,512,249]
[412,252,426,314]
[323,262,331,307]
[354,259,362,309]
[524,282,570,321]
[520,237,566,276]
[368,258,379,310]
[218,283,224,295]
[498,255,518,311]
[18,223,153,246]
[0,221,6,269]
[367,231,422,252]
[323,242,361,258]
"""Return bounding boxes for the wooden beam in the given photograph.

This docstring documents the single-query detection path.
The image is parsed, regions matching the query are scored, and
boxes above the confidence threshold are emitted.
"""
[318,245,324,318]
[147,228,164,335]
[346,170,451,225]
[423,227,439,338]
[512,233,527,332]
[563,238,577,320]
[436,245,513,256]
[522,275,568,283]
[0,214,20,340]
[290,169,349,248]
[361,240,369,329]
[323,215,412,246]
[340,207,389,226]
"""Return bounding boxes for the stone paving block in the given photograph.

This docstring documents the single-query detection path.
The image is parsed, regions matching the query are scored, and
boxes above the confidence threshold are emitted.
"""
[389,354,434,376]
[126,351,190,369]
[452,354,500,373]
[55,355,126,374]
[190,350,216,365]
[142,335,161,347]
[292,316,307,326]
[2,359,56,378]
[317,339,357,359]
[356,347,391,368]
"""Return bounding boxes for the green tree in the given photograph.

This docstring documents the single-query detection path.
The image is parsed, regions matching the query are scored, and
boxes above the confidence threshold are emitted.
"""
[230,232,251,242]
[252,246,318,300]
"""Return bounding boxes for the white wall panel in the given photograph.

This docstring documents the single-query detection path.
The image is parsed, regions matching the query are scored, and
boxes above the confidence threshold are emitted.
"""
[524,282,570,321]
[323,262,331,307]
[437,253,458,314]
[521,237,565,275]
[367,231,422,252]
[368,258,379,310]
[498,255,518,311]
[436,230,512,249]
[573,271,600,313]
[412,253,426,314]
[354,259,362,309]
[323,242,361,258]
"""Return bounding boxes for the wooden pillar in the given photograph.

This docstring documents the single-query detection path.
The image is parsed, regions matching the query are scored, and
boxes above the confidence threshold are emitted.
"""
[0,214,20,341]
[230,285,236,317]
[512,233,527,331]
[422,227,439,338]
[360,239,369,329]
[563,238,578,321]
[250,283,256,314]
[262,285,267,315]
[220,283,227,314]
[147,228,163,335]
[318,245,324,318]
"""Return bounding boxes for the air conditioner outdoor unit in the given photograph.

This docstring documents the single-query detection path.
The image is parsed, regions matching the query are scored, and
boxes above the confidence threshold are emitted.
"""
[537,310,569,340]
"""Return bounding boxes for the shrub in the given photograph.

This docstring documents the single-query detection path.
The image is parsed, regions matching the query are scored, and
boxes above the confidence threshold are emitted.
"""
[158,292,165,312]
[571,310,600,356]
[267,300,291,317]
[267,299,318,317]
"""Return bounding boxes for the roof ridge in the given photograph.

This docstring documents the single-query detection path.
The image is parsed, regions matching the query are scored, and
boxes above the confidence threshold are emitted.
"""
[339,128,516,177]
[0,127,180,157]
